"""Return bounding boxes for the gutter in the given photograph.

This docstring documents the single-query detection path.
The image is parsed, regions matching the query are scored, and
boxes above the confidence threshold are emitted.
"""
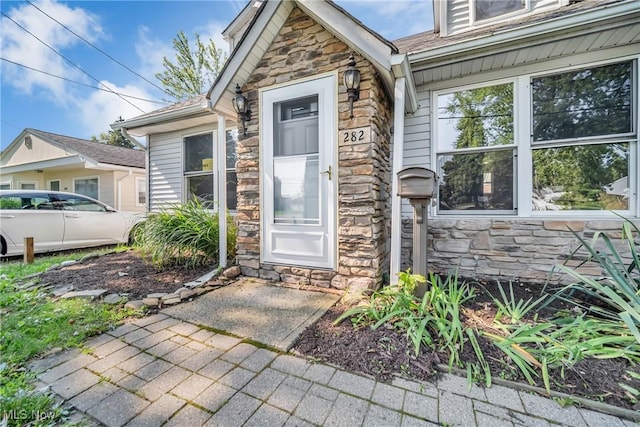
[119,127,146,151]
[409,0,639,68]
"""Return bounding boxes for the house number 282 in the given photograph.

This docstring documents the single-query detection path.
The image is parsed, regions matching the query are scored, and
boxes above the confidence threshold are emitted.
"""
[343,130,365,142]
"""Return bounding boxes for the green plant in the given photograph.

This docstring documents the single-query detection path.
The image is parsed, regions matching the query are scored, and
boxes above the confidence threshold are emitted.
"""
[335,270,479,375]
[552,217,640,345]
[619,370,640,404]
[490,281,547,324]
[133,198,237,268]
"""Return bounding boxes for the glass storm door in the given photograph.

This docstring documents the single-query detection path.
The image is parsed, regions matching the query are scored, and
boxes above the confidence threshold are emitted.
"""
[261,75,336,269]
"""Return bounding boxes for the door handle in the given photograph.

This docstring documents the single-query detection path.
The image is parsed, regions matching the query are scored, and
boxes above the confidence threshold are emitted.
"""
[320,165,332,181]
[65,214,81,218]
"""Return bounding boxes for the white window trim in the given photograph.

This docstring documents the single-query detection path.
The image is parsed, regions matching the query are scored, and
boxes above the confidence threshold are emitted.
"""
[18,181,38,190]
[135,176,146,207]
[182,130,215,205]
[1,181,12,190]
[432,57,638,218]
[73,176,100,200]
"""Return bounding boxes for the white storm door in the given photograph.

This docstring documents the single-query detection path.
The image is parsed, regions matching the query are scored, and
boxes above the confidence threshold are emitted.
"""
[262,75,336,269]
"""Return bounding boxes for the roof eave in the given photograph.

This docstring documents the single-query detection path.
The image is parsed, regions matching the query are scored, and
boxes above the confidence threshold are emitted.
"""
[110,100,211,132]
[408,0,640,68]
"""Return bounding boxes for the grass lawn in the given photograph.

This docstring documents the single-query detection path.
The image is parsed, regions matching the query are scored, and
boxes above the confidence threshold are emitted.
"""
[0,248,143,427]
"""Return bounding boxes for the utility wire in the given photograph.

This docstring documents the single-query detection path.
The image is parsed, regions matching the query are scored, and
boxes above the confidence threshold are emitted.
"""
[1,58,167,104]
[1,11,146,114]
[25,0,171,98]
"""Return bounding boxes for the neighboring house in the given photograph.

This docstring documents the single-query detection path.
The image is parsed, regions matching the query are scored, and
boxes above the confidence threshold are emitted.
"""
[0,129,146,212]
[112,0,640,291]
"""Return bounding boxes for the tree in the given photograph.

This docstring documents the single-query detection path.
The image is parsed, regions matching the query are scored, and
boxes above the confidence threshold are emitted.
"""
[91,129,136,149]
[155,31,227,101]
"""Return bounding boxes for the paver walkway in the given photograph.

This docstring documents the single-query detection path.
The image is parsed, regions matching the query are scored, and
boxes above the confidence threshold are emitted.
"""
[30,312,639,427]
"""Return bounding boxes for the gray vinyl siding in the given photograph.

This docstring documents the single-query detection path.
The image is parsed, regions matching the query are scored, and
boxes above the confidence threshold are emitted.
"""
[148,133,182,212]
[400,88,431,216]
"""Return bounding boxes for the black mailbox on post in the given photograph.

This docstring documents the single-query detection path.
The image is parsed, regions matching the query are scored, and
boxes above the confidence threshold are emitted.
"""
[397,167,438,295]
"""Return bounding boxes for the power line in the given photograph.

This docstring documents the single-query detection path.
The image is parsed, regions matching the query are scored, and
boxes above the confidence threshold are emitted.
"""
[1,58,167,104]
[1,11,146,114]
[25,0,171,98]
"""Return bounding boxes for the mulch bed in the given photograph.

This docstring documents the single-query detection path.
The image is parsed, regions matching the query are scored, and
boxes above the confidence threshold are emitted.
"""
[34,250,216,300]
[31,249,640,412]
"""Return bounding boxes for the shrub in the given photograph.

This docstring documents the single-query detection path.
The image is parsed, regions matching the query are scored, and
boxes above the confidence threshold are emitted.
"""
[133,199,237,268]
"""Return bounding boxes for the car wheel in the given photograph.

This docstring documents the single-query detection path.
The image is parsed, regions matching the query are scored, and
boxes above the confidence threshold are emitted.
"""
[0,236,7,255]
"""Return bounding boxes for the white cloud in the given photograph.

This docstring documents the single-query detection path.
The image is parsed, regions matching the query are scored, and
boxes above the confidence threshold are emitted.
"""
[1,0,105,99]
[74,80,159,138]
[135,25,174,86]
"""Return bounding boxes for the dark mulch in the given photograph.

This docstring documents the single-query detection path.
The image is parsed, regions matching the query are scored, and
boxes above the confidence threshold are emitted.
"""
[293,279,640,412]
[32,250,640,411]
[34,250,215,300]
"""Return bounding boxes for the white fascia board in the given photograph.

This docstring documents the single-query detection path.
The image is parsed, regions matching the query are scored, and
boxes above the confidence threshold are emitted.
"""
[390,54,419,113]
[297,0,393,70]
[410,0,640,67]
[1,156,85,173]
[208,0,283,111]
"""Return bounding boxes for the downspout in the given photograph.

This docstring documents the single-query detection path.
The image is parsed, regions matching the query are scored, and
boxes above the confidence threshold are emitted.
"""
[115,170,132,210]
[390,77,406,285]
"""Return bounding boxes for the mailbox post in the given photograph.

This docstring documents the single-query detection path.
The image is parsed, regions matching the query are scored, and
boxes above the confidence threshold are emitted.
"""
[397,167,437,294]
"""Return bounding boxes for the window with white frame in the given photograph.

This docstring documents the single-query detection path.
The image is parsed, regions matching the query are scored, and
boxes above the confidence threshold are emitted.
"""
[74,178,98,199]
[0,182,10,190]
[49,180,60,191]
[435,59,636,216]
[135,177,146,206]
[473,0,526,22]
[184,132,214,206]
[437,82,516,213]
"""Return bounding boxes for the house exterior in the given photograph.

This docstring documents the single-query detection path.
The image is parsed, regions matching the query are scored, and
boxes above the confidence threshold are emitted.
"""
[0,129,146,212]
[112,0,640,291]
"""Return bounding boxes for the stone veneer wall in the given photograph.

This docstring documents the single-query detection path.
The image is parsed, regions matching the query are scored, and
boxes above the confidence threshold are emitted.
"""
[401,217,639,285]
[235,7,392,291]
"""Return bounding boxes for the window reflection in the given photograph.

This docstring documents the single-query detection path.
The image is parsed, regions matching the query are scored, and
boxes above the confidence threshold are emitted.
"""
[532,143,629,211]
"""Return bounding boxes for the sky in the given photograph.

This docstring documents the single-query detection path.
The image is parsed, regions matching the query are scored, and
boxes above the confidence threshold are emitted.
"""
[0,0,433,151]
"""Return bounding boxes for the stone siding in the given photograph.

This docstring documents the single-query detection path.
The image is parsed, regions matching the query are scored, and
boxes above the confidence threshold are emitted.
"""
[235,7,392,291]
[401,217,639,285]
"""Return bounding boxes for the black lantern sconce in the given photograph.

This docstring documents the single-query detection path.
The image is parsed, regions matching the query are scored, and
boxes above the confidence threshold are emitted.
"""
[232,84,252,136]
[343,54,361,119]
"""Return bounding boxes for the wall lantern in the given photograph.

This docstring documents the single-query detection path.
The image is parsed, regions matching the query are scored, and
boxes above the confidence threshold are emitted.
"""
[343,54,361,119]
[232,84,252,136]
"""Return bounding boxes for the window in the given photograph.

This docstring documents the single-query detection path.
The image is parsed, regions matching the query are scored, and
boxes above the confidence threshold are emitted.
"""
[19,182,36,190]
[436,83,515,212]
[434,60,637,216]
[49,180,60,191]
[226,130,238,211]
[272,95,320,224]
[0,183,10,190]
[54,194,108,212]
[184,132,214,206]
[136,177,146,206]
[74,178,98,199]
[474,0,525,21]
[531,61,633,212]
